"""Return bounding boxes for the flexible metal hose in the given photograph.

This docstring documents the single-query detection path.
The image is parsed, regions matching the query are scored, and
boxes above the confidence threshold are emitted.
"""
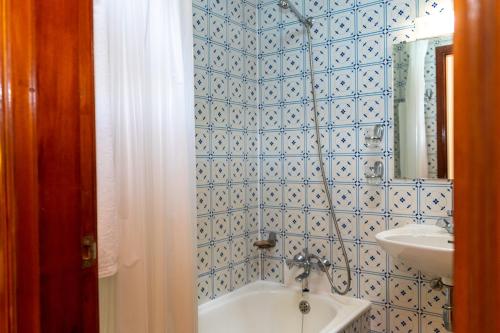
[305,27,352,295]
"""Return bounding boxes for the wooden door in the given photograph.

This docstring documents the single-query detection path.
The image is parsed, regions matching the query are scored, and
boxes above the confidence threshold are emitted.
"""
[454,0,500,332]
[0,0,99,332]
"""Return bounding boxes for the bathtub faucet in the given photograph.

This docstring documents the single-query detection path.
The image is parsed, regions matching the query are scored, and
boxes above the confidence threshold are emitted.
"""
[286,248,332,292]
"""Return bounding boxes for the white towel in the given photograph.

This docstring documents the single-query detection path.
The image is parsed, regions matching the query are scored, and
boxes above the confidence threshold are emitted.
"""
[95,0,118,278]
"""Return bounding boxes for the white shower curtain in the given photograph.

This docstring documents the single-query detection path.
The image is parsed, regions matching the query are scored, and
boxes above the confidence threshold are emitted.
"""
[94,0,198,332]
[399,40,429,178]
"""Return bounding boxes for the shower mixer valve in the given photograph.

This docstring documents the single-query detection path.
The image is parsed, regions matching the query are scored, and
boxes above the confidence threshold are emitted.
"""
[286,248,332,292]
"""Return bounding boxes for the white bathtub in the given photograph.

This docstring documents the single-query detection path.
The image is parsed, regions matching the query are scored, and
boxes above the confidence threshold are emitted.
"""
[198,281,370,333]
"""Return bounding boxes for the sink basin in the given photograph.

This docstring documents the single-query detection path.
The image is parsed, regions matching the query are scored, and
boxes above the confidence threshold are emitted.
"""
[375,224,454,285]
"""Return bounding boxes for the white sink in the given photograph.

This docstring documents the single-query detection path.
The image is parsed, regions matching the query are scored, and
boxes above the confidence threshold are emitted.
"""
[375,224,454,285]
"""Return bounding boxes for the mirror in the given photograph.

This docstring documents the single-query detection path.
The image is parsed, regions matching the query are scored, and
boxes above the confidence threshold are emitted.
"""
[393,35,454,180]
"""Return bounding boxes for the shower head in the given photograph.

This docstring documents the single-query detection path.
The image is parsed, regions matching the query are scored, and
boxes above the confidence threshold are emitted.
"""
[277,0,289,9]
[277,0,312,28]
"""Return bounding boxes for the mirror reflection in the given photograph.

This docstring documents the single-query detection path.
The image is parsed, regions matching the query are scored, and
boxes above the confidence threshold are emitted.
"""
[393,36,454,180]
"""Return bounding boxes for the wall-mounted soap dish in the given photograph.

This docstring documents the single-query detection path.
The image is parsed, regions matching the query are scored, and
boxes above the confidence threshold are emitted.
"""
[364,124,384,148]
[364,161,384,185]
[253,231,277,249]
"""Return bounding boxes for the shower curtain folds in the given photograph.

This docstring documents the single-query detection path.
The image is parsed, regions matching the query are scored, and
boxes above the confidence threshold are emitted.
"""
[94,0,198,332]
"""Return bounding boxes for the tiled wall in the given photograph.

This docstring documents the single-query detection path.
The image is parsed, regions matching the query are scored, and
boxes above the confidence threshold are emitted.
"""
[257,1,453,333]
[194,0,454,332]
[193,0,261,303]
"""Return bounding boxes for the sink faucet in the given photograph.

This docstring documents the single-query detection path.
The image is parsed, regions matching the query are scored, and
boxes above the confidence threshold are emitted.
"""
[436,210,453,234]
[286,248,331,292]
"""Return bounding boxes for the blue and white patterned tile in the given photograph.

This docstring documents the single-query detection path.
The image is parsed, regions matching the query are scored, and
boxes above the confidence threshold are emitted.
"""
[419,0,454,16]
[419,186,453,217]
[230,106,245,129]
[210,15,227,44]
[284,130,306,155]
[421,313,447,333]
[330,11,356,40]
[194,68,209,96]
[263,259,283,282]
[359,214,385,243]
[212,158,228,185]
[195,98,210,126]
[335,213,357,240]
[228,22,244,49]
[262,183,283,206]
[260,28,281,54]
[197,187,211,215]
[307,183,329,210]
[285,183,306,209]
[389,277,419,310]
[306,0,328,17]
[283,24,305,51]
[359,273,387,303]
[231,237,248,263]
[197,216,211,244]
[197,245,212,274]
[197,158,211,185]
[309,16,329,44]
[358,64,385,94]
[262,158,281,181]
[284,156,305,181]
[231,211,246,236]
[358,33,385,65]
[213,242,231,269]
[332,240,357,268]
[360,243,386,273]
[358,95,385,123]
[232,263,247,290]
[213,213,230,240]
[262,131,282,155]
[281,0,303,24]
[197,274,212,303]
[260,3,280,30]
[308,210,330,237]
[261,79,281,105]
[262,208,282,231]
[333,127,356,153]
[332,184,357,211]
[332,68,356,97]
[214,269,231,297]
[387,0,417,30]
[285,209,306,234]
[368,303,387,333]
[332,156,356,182]
[331,39,356,69]
[332,98,356,125]
[359,185,386,213]
[420,280,447,315]
[309,237,331,259]
[388,185,418,215]
[262,53,281,79]
[389,308,418,332]
[248,258,260,282]
[193,7,208,37]
[230,131,245,155]
[357,3,384,35]
[307,101,329,129]
[331,0,355,11]
[284,234,306,258]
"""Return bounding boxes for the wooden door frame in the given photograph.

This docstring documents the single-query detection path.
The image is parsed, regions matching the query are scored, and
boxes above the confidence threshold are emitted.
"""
[454,0,500,332]
[1,0,40,331]
[435,44,453,179]
[0,0,98,331]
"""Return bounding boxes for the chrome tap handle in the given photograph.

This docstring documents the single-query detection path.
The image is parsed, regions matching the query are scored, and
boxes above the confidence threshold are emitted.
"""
[436,217,454,234]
